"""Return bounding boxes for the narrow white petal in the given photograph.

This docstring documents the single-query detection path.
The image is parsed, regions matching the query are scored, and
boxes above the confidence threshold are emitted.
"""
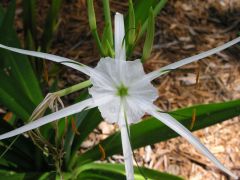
[0,98,95,140]
[148,107,238,179]
[147,36,240,80]
[0,44,91,76]
[114,13,126,61]
[120,125,134,180]
[119,105,134,180]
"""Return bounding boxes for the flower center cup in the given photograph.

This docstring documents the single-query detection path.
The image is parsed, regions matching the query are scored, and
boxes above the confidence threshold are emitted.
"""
[117,84,128,97]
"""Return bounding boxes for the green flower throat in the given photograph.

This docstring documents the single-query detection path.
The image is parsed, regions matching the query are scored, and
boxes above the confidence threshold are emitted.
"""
[117,84,128,97]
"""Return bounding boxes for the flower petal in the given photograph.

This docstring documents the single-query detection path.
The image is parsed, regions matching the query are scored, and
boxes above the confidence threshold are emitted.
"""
[90,57,120,88]
[123,97,147,125]
[124,59,145,85]
[0,44,91,76]
[148,107,238,179]
[119,106,134,180]
[0,98,95,140]
[146,36,240,81]
[114,12,126,61]
[97,96,121,124]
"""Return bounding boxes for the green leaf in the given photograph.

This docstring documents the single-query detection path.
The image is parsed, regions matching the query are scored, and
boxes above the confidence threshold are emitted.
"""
[133,0,155,25]
[136,0,167,38]
[25,30,36,51]
[0,171,58,180]
[102,0,113,47]
[142,7,155,62]
[0,1,43,118]
[0,2,43,107]
[63,91,90,165]
[74,163,184,180]
[0,4,46,171]
[0,6,5,26]
[126,0,136,56]
[87,0,105,56]
[0,88,29,120]
[126,0,168,56]
[0,49,42,110]
[63,111,89,165]
[101,23,114,57]
[77,173,113,180]
[41,0,62,51]
[0,146,34,170]
[68,108,102,170]
[0,0,15,32]
[87,0,97,30]
[106,40,115,57]
[22,0,37,49]
[72,108,102,150]
[23,0,37,33]
[0,115,49,171]
[128,0,136,46]
[75,99,240,165]
[0,47,43,106]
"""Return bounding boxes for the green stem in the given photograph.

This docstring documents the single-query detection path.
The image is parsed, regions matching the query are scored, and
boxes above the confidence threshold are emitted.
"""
[103,0,113,46]
[87,0,105,56]
[55,80,91,97]
[92,29,105,56]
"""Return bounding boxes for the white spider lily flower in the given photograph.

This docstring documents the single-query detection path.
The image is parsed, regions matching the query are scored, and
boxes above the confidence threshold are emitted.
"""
[0,12,239,180]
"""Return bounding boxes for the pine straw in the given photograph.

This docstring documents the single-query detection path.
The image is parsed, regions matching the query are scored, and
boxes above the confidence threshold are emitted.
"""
[6,0,240,179]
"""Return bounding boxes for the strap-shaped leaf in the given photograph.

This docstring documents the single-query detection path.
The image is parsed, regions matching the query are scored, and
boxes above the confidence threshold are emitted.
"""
[75,99,240,166]
[74,163,183,180]
[68,108,102,169]
[0,0,43,107]
[41,0,62,51]
[125,0,168,56]
[0,115,48,171]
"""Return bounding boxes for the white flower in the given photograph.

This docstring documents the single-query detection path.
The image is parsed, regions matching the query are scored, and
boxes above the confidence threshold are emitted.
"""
[89,58,158,126]
[0,12,239,180]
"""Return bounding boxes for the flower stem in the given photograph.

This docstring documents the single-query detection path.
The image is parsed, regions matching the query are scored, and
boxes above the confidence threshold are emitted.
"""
[55,80,91,97]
